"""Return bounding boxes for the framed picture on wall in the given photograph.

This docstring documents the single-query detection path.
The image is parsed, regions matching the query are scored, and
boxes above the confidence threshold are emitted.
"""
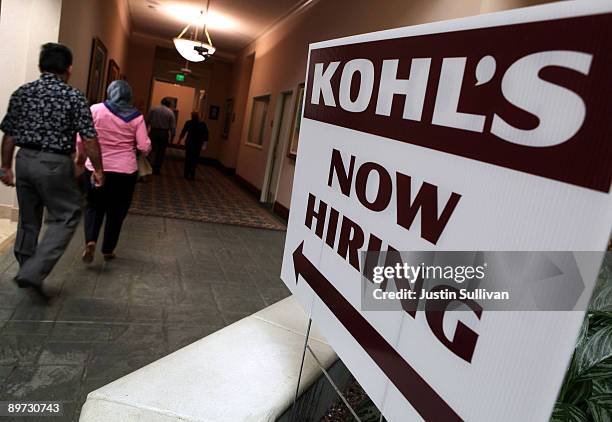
[86,37,107,105]
[209,105,220,120]
[106,59,120,91]
[221,99,233,139]
[287,82,305,159]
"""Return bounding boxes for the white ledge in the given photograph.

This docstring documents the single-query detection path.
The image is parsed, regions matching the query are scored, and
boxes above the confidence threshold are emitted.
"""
[80,296,336,422]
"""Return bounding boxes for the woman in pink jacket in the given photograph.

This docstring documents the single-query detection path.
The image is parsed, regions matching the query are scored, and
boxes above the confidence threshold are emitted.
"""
[77,80,151,262]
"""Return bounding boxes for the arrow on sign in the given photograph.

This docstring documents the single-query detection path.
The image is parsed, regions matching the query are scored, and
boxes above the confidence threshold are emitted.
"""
[292,242,462,422]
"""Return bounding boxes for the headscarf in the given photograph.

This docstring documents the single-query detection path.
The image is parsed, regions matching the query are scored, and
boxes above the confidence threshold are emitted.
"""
[104,80,141,123]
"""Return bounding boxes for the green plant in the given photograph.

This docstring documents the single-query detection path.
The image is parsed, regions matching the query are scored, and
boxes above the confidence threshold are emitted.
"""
[552,254,612,422]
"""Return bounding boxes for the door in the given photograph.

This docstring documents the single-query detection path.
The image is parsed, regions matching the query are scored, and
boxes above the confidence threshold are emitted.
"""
[265,91,293,204]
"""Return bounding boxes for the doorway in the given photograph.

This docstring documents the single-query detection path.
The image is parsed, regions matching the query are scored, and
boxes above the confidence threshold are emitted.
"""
[149,79,197,143]
[262,90,294,204]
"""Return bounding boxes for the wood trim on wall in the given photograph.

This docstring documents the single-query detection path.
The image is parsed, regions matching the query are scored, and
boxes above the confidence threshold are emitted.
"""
[197,157,236,176]
[234,174,262,198]
[273,201,290,221]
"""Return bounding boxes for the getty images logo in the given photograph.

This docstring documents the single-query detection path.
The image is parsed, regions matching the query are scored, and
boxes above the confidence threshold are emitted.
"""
[311,51,592,148]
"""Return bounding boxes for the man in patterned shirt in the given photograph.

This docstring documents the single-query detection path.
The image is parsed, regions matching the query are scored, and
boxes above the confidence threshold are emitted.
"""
[0,43,104,301]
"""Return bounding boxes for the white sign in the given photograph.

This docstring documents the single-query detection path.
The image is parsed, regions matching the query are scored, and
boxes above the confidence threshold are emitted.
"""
[280,1,612,420]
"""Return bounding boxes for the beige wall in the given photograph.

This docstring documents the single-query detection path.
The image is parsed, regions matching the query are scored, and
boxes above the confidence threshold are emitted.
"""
[150,80,196,144]
[0,0,63,216]
[149,47,211,115]
[201,60,233,160]
[156,58,234,161]
[218,53,254,169]
[0,0,132,215]
[0,0,561,216]
[125,35,156,113]
[229,0,484,209]
[58,0,131,95]
[125,38,233,159]
[480,0,556,13]
[225,0,559,211]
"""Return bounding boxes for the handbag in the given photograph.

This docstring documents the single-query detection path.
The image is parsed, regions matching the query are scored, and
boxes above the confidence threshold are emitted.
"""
[137,153,153,177]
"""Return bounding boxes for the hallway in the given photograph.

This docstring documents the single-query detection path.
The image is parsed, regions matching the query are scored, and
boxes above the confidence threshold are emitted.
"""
[0,1,596,421]
[0,215,289,421]
[130,157,286,230]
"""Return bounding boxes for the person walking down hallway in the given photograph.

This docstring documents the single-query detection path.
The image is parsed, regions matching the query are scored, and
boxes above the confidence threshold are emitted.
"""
[179,112,208,181]
[146,98,175,175]
[79,80,151,263]
[0,43,105,300]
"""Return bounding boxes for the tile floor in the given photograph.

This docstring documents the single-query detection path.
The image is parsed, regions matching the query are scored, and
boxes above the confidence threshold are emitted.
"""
[0,215,289,421]
[0,217,17,249]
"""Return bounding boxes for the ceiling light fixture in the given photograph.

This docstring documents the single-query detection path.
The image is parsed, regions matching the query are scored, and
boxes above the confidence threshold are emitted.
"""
[172,0,216,63]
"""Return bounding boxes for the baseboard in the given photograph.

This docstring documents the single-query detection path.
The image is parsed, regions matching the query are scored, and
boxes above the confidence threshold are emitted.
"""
[199,156,216,166]
[197,157,236,176]
[184,156,265,203]
[273,201,289,221]
[167,143,185,150]
[217,162,236,176]
[235,174,262,198]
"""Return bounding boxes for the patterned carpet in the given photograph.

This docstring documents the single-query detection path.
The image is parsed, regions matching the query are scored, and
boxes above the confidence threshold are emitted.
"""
[129,158,287,231]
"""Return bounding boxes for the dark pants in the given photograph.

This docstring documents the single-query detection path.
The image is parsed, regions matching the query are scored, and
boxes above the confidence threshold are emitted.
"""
[184,140,203,180]
[83,171,137,254]
[149,128,170,174]
[14,148,81,286]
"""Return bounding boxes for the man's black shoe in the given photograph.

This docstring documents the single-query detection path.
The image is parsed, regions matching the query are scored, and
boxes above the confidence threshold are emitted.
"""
[12,277,51,303]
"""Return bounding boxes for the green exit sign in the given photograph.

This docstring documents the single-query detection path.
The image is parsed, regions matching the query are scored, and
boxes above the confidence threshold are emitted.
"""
[176,73,185,82]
